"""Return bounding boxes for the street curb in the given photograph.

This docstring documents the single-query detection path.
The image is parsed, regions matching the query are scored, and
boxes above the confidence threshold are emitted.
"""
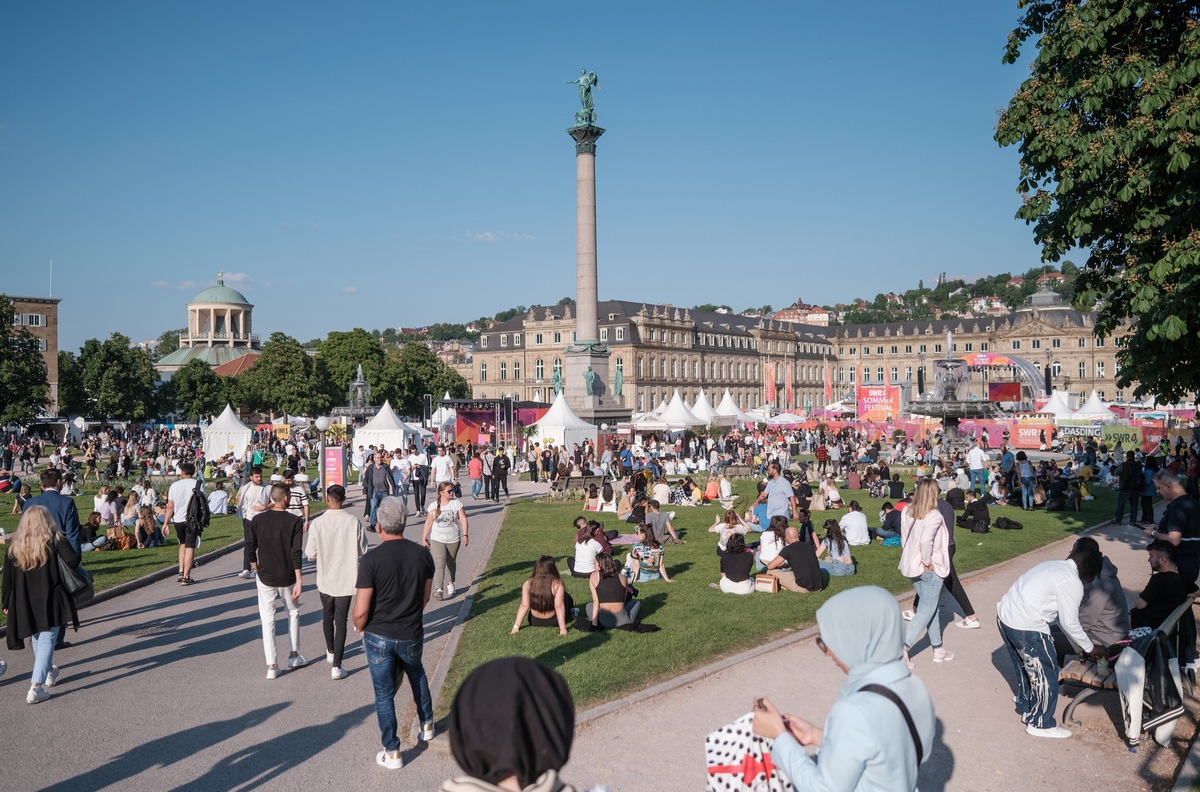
[0,539,246,640]
[565,515,1120,729]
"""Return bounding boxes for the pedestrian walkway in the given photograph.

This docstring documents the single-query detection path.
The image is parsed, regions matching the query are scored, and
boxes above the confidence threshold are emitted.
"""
[0,479,532,790]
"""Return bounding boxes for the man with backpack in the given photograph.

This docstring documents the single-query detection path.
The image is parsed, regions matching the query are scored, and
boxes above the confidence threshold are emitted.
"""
[163,461,210,586]
[1114,450,1143,526]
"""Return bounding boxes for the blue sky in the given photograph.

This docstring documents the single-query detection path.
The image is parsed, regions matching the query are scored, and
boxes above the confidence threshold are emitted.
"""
[1,2,1040,352]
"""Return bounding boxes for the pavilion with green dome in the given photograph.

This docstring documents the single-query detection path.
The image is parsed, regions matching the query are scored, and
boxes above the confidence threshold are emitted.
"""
[155,272,261,375]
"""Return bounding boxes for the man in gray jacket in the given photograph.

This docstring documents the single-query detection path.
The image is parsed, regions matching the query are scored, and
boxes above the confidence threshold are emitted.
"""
[1051,555,1130,664]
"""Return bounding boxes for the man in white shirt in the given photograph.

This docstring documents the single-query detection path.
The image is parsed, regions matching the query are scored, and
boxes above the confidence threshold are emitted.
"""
[236,466,273,578]
[430,446,455,485]
[390,449,411,501]
[837,500,871,546]
[163,462,202,585]
[207,481,230,515]
[996,537,1104,739]
[304,484,369,679]
[966,439,990,496]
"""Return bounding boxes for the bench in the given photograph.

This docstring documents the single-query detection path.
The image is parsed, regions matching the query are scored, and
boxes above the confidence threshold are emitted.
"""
[1059,596,1194,729]
[723,464,756,479]
[558,474,605,495]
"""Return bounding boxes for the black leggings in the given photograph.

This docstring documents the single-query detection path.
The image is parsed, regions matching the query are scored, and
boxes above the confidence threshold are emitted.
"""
[913,544,974,617]
[320,592,352,667]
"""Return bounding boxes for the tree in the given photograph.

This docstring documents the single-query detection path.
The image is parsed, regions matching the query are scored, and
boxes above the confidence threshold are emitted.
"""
[57,350,89,416]
[76,333,159,419]
[315,329,386,405]
[169,359,227,422]
[0,295,48,425]
[692,303,732,313]
[377,343,470,415]
[154,327,184,361]
[239,332,329,416]
[996,2,1200,401]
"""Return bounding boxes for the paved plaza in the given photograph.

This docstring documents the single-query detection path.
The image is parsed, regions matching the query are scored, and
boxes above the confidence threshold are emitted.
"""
[1,479,1195,790]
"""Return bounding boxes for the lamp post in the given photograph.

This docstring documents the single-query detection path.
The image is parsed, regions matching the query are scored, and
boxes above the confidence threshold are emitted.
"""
[314,416,331,500]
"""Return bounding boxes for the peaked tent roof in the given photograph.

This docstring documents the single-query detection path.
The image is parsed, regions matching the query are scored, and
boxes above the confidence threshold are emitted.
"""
[714,389,753,423]
[1072,390,1118,420]
[361,401,410,432]
[660,389,704,427]
[532,392,595,429]
[691,389,717,423]
[202,404,253,460]
[209,403,251,432]
[1037,390,1076,418]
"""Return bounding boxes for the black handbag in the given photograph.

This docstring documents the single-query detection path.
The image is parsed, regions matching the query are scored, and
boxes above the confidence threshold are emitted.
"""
[55,543,94,604]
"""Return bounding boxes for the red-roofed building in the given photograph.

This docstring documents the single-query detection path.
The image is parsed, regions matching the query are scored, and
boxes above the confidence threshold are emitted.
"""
[212,353,260,377]
[1037,271,1066,286]
[1006,276,1025,288]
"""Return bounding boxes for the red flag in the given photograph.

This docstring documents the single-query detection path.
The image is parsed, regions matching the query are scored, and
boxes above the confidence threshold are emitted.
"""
[823,358,832,402]
[765,363,775,405]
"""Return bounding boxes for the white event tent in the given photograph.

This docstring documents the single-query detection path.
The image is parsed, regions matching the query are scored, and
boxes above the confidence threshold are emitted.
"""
[714,389,753,424]
[202,404,253,461]
[1071,390,1118,421]
[690,389,717,424]
[353,401,422,453]
[528,393,598,448]
[1038,390,1076,420]
[659,389,705,428]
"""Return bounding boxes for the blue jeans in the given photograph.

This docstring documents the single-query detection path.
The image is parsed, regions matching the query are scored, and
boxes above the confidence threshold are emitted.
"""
[969,468,987,495]
[1020,476,1034,509]
[368,492,387,529]
[31,630,56,685]
[998,618,1059,729]
[905,570,944,652]
[819,559,856,577]
[470,477,482,498]
[1114,490,1138,523]
[363,631,433,752]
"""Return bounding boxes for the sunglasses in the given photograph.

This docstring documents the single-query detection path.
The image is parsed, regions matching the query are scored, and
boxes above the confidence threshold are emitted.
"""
[816,635,828,654]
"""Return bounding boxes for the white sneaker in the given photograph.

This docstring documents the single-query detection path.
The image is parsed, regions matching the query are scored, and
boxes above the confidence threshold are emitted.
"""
[932,648,955,663]
[44,666,60,688]
[376,750,404,770]
[902,609,914,621]
[420,720,435,741]
[1026,724,1071,739]
[955,617,981,630]
[266,666,281,680]
[445,584,456,599]
[26,686,49,704]
[238,569,253,579]
[331,666,347,680]
[287,654,307,669]
[326,652,335,665]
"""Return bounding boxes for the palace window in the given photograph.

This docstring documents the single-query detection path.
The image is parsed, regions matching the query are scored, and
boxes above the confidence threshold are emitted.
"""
[479,363,487,382]
[615,327,625,341]
[512,361,520,380]
[500,362,507,381]
[535,359,544,381]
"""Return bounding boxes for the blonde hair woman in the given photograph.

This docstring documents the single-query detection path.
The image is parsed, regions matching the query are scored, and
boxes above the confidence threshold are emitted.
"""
[1,506,82,703]
[421,481,469,601]
[899,480,953,667]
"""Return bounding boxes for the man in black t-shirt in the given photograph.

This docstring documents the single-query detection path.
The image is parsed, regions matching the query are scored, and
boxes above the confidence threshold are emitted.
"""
[353,496,435,770]
[248,484,305,678]
[1146,471,1200,583]
[1131,540,1198,630]
[765,526,825,593]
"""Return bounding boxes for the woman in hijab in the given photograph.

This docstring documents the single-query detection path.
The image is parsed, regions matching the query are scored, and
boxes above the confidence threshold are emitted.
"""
[443,656,600,792]
[753,586,936,791]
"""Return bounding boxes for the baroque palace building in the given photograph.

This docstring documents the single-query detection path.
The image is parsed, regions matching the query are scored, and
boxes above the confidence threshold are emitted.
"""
[463,289,1134,415]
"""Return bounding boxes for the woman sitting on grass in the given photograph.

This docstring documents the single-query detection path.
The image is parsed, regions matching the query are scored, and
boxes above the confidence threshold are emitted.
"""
[626,522,674,584]
[598,482,618,512]
[567,520,605,578]
[120,494,140,528]
[714,532,755,594]
[11,484,30,515]
[583,484,601,512]
[816,518,855,577]
[709,508,751,552]
[756,515,789,572]
[821,476,844,509]
[588,553,641,628]
[512,556,574,636]
[135,506,163,548]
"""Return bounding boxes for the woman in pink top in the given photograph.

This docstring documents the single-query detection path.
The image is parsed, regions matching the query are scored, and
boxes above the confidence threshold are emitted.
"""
[467,451,484,500]
[899,479,953,667]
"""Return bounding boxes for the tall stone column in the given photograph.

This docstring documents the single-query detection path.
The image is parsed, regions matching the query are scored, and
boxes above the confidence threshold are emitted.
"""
[570,125,603,344]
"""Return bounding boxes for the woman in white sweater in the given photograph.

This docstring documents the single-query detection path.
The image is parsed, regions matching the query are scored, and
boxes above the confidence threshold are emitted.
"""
[899,479,953,667]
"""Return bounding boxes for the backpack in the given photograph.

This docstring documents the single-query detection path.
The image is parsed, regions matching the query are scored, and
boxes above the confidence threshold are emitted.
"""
[1119,460,1144,491]
[186,480,211,534]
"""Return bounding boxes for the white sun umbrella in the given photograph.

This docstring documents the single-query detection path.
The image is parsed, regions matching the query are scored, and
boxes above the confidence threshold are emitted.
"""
[691,389,717,424]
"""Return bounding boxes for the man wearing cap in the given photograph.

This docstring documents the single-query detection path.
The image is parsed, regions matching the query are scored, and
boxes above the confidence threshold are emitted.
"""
[282,468,311,530]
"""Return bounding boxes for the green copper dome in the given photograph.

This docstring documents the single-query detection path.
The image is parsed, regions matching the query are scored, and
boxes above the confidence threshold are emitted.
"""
[192,273,251,305]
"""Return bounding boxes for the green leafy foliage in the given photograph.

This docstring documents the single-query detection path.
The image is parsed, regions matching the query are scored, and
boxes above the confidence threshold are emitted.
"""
[153,327,184,361]
[238,332,330,417]
[168,359,228,422]
[376,342,470,415]
[56,351,89,416]
[76,333,159,420]
[315,328,387,404]
[0,295,48,425]
[997,1,1200,401]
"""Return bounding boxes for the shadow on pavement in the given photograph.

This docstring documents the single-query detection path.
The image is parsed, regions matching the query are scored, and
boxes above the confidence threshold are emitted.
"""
[920,717,955,792]
[38,703,289,792]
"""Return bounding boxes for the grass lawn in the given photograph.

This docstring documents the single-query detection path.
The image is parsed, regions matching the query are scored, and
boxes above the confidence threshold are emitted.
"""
[0,474,326,626]
[441,481,1121,716]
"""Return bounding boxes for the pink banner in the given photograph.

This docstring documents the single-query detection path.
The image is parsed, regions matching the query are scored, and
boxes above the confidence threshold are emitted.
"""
[324,446,345,488]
